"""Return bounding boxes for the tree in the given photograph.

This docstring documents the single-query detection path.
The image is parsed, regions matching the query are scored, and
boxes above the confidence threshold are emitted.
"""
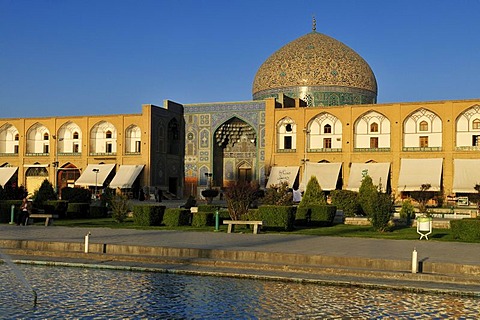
[224,181,259,220]
[410,184,436,214]
[358,174,392,232]
[299,176,326,207]
[358,175,377,217]
[399,199,415,226]
[33,179,57,208]
[110,194,130,223]
[371,193,394,232]
[262,181,292,206]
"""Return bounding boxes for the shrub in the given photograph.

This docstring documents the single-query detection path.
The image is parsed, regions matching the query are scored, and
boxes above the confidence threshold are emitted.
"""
[110,194,130,223]
[310,205,337,227]
[60,187,91,204]
[224,181,260,220]
[330,190,361,217]
[370,193,394,232]
[33,179,57,209]
[299,176,326,207]
[450,219,480,241]
[399,200,415,226]
[197,204,218,212]
[89,205,108,218]
[358,175,377,217]
[133,205,165,226]
[162,208,191,227]
[295,207,310,226]
[262,181,292,206]
[66,203,90,219]
[0,200,22,223]
[192,212,214,227]
[258,205,296,231]
[44,200,68,218]
[0,185,27,200]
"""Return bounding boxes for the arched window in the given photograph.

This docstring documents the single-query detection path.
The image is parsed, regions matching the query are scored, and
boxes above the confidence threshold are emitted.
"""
[370,122,379,133]
[14,134,19,141]
[277,117,296,150]
[106,130,112,139]
[419,121,428,131]
[473,119,480,130]
[323,124,332,134]
[43,133,49,140]
[73,132,79,139]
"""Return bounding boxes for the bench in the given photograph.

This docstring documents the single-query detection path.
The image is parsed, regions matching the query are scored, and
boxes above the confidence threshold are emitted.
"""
[26,213,58,226]
[223,220,263,234]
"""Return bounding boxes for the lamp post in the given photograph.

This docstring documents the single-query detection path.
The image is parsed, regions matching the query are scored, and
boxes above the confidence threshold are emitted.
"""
[53,136,64,196]
[93,168,100,199]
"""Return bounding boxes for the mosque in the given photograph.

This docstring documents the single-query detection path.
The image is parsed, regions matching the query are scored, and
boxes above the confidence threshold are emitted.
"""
[1,22,480,202]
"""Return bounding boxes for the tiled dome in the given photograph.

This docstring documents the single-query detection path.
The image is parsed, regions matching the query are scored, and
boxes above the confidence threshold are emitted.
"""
[252,31,377,106]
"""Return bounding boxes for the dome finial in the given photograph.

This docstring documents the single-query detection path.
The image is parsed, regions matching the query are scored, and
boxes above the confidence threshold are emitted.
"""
[312,15,316,32]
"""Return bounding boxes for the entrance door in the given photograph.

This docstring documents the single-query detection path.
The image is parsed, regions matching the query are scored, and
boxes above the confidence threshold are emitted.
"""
[169,177,177,196]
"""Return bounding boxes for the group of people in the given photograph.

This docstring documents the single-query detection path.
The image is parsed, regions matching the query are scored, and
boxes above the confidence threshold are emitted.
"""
[138,187,163,202]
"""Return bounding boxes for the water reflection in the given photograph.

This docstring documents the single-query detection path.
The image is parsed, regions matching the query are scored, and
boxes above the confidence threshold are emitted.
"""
[0,264,478,318]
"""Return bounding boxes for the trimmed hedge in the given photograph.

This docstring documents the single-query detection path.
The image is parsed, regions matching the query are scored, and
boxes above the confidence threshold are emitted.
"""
[451,219,480,241]
[44,200,69,218]
[197,204,218,212]
[66,203,90,219]
[192,212,214,227]
[163,208,190,227]
[310,205,337,226]
[89,205,108,218]
[295,205,337,226]
[331,190,361,217]
[133,205,166,226]
[295,207,310,226]
[0,200,22,223]
[258,205,296,231]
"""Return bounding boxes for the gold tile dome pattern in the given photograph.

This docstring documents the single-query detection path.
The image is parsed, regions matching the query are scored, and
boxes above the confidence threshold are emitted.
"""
[252,31,377,104]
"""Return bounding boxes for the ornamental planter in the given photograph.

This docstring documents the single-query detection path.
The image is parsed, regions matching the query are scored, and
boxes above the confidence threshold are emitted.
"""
[416,216,432,240]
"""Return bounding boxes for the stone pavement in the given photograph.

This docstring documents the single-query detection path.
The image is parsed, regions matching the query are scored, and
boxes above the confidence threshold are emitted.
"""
[0,223,479,295]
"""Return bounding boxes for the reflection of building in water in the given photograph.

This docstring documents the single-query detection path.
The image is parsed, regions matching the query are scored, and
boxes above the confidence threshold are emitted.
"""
[1,20,480,200]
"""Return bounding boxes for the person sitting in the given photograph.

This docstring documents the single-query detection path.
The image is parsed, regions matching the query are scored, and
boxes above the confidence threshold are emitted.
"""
[180,195,197,209]
[16,197,30,226]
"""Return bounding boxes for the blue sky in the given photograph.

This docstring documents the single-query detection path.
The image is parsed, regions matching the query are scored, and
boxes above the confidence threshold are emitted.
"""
[1,0,479,118]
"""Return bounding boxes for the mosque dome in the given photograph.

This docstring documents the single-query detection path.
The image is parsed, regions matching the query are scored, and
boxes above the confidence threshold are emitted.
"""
[252,27,377,106]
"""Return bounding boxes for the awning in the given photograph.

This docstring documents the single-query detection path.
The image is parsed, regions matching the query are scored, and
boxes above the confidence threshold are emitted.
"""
[302,162,342,191]
[347,163,390,192]
[75,164,116,187]
[266,166,299,188]
[0,167,18,187]
[397,158,443,192]
[453,159,480,193]
[109,165,144,189]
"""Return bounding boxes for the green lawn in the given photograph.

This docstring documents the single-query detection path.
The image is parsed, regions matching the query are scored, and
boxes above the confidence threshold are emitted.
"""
[49,217,464,242]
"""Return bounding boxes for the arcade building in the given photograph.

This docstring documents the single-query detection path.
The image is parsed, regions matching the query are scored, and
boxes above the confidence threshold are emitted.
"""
[1,23,480,202]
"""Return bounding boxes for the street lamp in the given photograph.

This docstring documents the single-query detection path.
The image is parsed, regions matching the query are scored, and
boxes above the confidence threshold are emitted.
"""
[93,168,100,198]
[53,136,64,195]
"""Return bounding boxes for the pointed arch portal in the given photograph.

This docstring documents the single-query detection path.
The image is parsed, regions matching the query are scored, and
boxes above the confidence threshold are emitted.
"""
[213,117,257,186]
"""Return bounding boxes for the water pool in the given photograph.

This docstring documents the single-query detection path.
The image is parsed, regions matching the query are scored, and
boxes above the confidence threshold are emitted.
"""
[1,263,479,319]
